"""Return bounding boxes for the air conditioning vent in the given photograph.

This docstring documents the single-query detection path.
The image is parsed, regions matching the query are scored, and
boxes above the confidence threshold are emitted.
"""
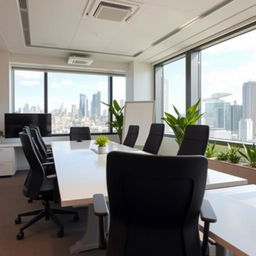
[83,0,142,22]
[94,2,132,22]
[68,55,94,66]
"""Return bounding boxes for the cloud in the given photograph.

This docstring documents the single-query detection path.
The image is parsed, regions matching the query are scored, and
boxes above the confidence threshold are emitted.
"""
[20,80,39,87]
[15,70,43,79]
[49,79,74,89]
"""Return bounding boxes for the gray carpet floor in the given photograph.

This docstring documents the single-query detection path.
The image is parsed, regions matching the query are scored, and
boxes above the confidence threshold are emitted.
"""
[0,171,105,256]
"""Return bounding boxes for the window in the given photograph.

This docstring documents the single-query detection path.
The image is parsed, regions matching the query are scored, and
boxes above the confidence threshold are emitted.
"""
[13,69,126,135]
[112,76,126,107]
[14,70,44,113]
[155,57,186,134]
[155,25,256,144]
[201,29,256,142]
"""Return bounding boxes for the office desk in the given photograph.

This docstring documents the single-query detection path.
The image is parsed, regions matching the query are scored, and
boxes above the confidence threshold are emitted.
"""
[202,185,256,256]
[51,141,248,254]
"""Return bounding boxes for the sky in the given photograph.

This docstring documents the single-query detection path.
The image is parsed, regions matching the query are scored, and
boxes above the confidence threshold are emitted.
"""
[14,71,126,113]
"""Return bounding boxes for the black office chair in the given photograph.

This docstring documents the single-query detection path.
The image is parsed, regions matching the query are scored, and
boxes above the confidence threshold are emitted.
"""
[70,127,91,141]
[143,123,164,154]
[123,125,139,147]
[93,152,216,256]
[15,132,79,240]
[177,125,209,155]
[30,125,52,152]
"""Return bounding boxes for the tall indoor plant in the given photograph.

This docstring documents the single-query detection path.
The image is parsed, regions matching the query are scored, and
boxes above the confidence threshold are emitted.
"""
[162,99,203,146]
[102,100,124,143]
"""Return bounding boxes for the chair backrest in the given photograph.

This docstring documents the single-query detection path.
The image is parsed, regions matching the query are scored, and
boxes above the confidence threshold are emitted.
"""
[31,125,48,152]
[19,132,45,199]
[123,125,139,147]
[143,123,164,154]
[177,125,209,155]
[70,127,91,141]
[30,127,48,160]
[106,152,208,256]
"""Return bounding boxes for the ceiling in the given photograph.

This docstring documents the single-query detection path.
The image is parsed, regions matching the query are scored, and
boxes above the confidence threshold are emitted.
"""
[0,0,256,64]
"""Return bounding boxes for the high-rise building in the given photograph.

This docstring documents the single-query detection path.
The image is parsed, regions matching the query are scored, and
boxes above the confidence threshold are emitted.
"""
[79,94,86,117]
[242,81,256,138]
[239,118,253,141]
[91,91,101,120]
[231,102,243,133]
[23,103,29,113]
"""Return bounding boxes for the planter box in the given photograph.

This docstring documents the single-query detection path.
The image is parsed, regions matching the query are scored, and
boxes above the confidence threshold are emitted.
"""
[208,159,256,184]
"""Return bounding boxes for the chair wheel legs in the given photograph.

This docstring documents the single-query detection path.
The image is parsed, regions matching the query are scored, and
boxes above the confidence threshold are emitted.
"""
[16,231,24,240]
[15,217,21,224]
[57,229,64,238]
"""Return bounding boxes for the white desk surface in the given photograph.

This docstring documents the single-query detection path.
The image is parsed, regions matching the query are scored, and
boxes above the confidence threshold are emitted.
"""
[202,185,256,256]
[206,169,247,190]
[52,140,248,207]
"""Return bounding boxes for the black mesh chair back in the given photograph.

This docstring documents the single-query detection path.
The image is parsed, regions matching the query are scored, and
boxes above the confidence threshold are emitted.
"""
[30,127,48,160]
[70,127,91,141]
[143,123,164,154]
[123,125,139,147]
[19,132,45,199]
[32,125,48,152]
[177,125,209,155]
[106,152,208,256]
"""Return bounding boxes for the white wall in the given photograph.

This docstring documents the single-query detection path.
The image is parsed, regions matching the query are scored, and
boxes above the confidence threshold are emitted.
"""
[0,51,10,131]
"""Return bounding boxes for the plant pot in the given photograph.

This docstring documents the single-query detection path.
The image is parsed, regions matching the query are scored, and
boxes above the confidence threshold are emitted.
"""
[98,146,107,154]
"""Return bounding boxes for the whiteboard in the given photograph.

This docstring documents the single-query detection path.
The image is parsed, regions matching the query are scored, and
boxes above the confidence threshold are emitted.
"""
[123,101,155,146]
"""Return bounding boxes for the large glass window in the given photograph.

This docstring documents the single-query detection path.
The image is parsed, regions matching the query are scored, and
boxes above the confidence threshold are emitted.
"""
[163,58,186,133]
[13,69,126,135]
[201,29,256,142]
[48,72,109,134]
[14,70,44,113]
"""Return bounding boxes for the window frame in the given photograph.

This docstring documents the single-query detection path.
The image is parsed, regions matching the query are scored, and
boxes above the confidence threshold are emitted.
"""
[154,21,256,144]
[12,67,125,136]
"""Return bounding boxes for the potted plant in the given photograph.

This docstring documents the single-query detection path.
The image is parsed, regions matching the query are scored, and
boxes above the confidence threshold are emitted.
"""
[102,100,124,143]
[216,151,229,161]
[239,144,256,168]
[205,142,216,158]
[227,143,240,164]
[95,136,109,154]
[162,99,203,146]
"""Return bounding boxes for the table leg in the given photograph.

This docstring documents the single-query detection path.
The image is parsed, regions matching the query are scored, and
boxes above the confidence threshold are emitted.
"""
[69,204,99,254]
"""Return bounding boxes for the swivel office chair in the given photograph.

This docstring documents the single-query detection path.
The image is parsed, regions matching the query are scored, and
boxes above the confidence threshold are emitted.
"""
[15,132,79,240]
[93,152,216,256]
[70,127,91,141]
[123,125,139,147]
[143,123,164,154]
[177,125,209,155]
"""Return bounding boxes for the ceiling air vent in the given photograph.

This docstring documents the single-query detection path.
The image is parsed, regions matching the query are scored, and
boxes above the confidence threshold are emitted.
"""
[94,2,131,22]
[83,0,142,22]
[67,55,94,66]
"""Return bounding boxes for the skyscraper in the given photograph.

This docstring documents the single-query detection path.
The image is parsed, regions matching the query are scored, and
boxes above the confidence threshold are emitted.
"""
[79,94,86,117]
[242,81,256,138]
[231,102,242,134]
[91,91,101,120]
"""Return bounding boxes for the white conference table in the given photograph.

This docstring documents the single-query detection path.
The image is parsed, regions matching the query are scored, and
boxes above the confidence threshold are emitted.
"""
[51,140,248,254]
[202,185,256,256]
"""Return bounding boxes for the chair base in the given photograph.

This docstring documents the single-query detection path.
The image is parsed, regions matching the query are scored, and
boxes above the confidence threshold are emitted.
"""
[15,200,79,240]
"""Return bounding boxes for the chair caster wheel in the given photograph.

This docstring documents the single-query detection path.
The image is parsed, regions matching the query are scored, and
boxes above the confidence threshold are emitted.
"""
[28,199,33,203]
[15,217,21,224]
[16,231,24,240]
[57,229,64,238]
[73,214,79,222]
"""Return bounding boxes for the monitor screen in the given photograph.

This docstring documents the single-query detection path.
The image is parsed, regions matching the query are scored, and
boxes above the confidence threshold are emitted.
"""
[4,113,51,138]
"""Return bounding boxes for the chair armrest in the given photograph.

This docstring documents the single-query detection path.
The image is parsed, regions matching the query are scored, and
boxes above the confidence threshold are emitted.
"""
[93,194,109,216]
[42,162,54,166]
[200,200,217,256]
[200,199,217,223]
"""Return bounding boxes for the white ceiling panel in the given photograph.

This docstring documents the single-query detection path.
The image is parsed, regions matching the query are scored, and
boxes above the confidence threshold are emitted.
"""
[28,0,86,48]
